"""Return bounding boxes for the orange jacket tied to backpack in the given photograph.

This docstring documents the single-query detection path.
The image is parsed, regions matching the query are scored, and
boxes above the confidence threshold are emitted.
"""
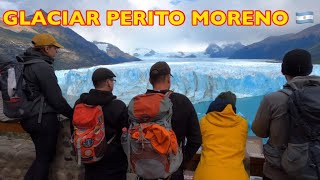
[130,123,178,155]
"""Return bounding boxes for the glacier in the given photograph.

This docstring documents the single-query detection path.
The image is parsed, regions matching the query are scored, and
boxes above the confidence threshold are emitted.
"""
[56,58,320,106]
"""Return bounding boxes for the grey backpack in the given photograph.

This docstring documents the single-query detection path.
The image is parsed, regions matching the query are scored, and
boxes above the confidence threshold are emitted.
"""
[280,82,320,180]
[125,92,183,179]
[0,56,44,122]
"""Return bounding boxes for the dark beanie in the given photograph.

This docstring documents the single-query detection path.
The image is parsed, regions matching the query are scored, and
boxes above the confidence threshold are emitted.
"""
[281,49,313,77]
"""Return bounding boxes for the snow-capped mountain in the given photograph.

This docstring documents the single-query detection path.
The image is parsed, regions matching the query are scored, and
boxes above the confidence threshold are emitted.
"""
[93,41,140,62]
[129,43,244,59]
[205,42,245,58]
[129,48,209,58]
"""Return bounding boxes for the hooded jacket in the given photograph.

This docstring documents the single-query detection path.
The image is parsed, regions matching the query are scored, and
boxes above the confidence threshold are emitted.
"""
[22,48,73,119]
[252,75,320,180]
[194,104,248,180]
[73,89,128,175]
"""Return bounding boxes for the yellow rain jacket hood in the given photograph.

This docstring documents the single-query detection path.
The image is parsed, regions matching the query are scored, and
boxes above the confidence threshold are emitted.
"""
[194,104,249,180]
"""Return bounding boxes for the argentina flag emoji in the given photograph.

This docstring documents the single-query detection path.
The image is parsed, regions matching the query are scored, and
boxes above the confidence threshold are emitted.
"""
[296,11,314,24]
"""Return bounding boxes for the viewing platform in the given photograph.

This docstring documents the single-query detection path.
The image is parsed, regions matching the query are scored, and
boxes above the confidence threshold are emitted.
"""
[0,95,265,179]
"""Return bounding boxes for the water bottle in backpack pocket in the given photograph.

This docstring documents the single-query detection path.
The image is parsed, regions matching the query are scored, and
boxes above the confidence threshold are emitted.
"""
[121,127,129,157]
[0,57,44,121]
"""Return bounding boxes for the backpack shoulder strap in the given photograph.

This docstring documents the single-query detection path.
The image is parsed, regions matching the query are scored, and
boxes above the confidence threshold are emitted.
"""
[23,59,45,65]
[16,56,46,65]
[279,88,293,96]
[165,90,173,97]
[282,87,318,140]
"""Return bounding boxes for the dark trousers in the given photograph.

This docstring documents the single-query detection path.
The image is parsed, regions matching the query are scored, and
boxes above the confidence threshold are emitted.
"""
[139,167,184,180]
[169,167,184,180]
[85,165,127,180]
[85,171,126,180]
[263,175,272,180]
[21,113,59,180]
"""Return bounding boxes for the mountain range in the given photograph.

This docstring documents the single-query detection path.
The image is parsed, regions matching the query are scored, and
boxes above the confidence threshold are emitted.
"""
[93,41,140,62]
[230,24,320,63]
[1,9,319,67]
[205,42,245,58]
[129,42,245,58]
[130,24,320,63]
[129,48,207,58]
[0,10,140,70]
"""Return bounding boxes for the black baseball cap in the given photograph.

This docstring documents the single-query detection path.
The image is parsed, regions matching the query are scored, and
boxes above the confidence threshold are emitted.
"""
[92,68,116,82]
[149,61,173,77]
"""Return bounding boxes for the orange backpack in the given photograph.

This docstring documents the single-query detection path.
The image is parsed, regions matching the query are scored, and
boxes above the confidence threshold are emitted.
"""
[125,92,183,179]
[72,103,109,165]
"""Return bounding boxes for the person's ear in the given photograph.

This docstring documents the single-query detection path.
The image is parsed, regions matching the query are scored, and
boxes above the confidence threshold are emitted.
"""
[43,46,50,54]
[106,80,111,88]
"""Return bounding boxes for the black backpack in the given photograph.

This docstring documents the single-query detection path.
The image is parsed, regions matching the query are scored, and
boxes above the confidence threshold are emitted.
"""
[280,81,320,180]
[0,56,44,123]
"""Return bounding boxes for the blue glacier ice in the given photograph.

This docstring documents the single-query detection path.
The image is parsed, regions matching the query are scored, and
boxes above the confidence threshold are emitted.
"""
[56,58,320,106]
[55,58,320,136]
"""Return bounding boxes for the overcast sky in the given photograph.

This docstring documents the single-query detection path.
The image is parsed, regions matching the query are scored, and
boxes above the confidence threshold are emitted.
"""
[0,0,319,52]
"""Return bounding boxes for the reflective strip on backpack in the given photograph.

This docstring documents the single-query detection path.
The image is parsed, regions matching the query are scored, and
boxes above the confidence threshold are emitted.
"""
[7,67,16,98]
[77,138,82,166]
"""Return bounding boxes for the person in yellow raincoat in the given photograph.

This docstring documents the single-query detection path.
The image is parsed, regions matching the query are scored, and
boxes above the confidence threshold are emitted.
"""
[194,91,249,180]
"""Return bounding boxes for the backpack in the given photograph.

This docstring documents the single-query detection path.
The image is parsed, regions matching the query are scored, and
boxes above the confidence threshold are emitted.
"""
[125,92,183,179]
[0,56,44,122]
[72,103,114,165]
[280,82,320,180]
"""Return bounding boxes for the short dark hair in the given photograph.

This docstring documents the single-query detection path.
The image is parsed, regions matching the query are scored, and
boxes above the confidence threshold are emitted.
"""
[216,91,237,107]
[93,80,106,88]
[149,74,168,86]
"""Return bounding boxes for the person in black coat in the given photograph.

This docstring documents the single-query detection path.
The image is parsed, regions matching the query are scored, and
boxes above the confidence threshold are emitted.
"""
[146,61,202,180]
[20,33,74,180]
[72,68,128,180]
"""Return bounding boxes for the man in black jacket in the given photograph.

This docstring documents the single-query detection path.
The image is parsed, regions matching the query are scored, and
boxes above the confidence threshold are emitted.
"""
[73,68,128,180]
[20,33,74,180]
[146,61,202,180]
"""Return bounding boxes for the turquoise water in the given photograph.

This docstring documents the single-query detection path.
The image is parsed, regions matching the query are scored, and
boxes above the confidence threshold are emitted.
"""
[193,95,264,137]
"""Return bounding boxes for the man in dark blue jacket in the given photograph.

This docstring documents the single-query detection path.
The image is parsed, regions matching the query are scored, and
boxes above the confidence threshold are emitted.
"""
[73,68,128,180]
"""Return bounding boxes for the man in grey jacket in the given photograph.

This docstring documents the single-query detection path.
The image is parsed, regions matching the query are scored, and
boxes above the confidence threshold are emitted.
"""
[20,33,73,180]
[252,49,320,180]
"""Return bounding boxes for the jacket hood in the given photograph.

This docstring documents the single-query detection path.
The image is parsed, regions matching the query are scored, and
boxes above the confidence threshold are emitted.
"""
[284,75,320,90]
[204,104,243,127]
[206,98,236,114]
[20,47,54,64]
[79,89,116,106]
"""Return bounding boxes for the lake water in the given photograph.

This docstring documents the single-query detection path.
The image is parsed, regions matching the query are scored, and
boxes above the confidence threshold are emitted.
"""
[194,95,264,136]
